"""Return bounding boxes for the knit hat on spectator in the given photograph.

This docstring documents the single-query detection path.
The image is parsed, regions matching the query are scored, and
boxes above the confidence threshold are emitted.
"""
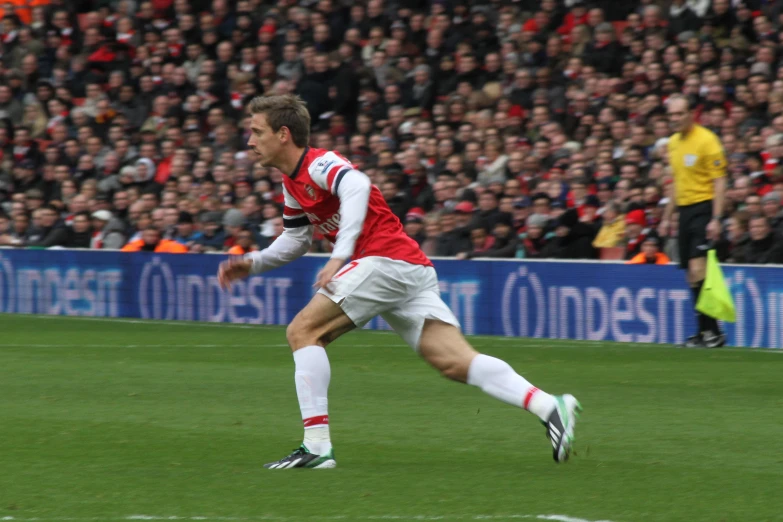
[178,212,194,224]
[454,201,475,214]
[223,208,246,227]
[514,197,532,209]
[625,209,647,227]
[406,207,426,223]
[762,192,781,204]
[750,62,771,78]
[527,214,549,229]
[92,210,112,222]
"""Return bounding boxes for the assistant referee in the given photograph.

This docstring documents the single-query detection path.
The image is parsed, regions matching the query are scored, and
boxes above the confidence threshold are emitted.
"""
[661,95,727,348]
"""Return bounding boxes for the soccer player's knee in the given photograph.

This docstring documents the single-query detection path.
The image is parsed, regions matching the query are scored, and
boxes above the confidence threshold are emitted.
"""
[286,317,316,349]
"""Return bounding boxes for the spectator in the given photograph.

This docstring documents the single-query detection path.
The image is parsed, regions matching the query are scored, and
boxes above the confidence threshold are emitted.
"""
[121,228,189,253]
[0,212,29,247]
[227,225,259,255]
[518,213,551,258]
[457,223,495,259]
[623,209,648,260]
[461,212,520,259]
[420,217,441,257]
[716,211,750,264]
[404,208,426,246]
[626,232,671,265]
[744,216,783,264]
[541,208,597,259]
[0,0,775,271]
[64,211,94,249]
[435,210,471,256]
[26,205,67,247]
[761,192,783,229]
[90,210,126,250]
[173,212,203,247]
[194,212,227,253]
[593,202,625,248]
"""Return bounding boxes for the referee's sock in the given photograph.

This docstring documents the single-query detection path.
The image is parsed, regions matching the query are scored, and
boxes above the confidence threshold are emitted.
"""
[691,281,708,334]
[691,280,723,335]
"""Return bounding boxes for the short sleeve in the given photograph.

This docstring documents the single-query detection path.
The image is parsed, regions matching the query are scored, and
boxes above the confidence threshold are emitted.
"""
[702,133,726,179]
[308,151,353,193]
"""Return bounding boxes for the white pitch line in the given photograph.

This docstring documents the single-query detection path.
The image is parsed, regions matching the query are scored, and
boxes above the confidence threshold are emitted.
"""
[16,315,281,330]
[0,344,288,348]
[0,343,408,349]
[0,514,618,522]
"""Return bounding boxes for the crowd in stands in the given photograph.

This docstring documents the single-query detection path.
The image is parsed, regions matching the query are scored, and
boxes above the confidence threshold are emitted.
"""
[1,0,783,265]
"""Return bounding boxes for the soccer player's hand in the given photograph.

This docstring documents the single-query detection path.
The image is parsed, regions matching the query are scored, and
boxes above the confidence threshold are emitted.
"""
[314,258,345,294]
[218,258,252,289]
[706,218,721,241]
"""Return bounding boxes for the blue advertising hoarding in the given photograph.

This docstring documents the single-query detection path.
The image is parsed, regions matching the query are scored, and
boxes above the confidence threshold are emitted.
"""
[0,249,781,348]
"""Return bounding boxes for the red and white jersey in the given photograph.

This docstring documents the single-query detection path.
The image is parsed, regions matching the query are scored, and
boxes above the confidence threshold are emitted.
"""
[282,147,432,267]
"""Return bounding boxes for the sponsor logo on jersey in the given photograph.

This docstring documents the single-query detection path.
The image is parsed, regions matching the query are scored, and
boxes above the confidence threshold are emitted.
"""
[305,211,341,234]
[319,160,336,174]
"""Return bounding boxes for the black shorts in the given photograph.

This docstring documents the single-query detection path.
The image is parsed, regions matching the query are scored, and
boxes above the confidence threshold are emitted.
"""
[677,200,712,269]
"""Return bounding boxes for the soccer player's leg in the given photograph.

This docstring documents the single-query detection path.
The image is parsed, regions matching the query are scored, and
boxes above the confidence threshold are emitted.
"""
[381,268,581,463]
[266,258,385,470]
[265,294,354,470]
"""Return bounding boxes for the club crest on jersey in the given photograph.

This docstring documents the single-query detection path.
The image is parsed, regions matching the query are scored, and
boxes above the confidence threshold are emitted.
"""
[684,154,698,167]
[305,184,317,199]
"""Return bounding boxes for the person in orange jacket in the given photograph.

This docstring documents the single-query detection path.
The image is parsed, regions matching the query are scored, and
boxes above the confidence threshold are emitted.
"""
[626,231,670,265]
[227,225,259,255]
[121,227,189,253]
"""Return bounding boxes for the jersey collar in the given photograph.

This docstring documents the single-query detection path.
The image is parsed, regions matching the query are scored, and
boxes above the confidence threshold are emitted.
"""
[288,146,309,180]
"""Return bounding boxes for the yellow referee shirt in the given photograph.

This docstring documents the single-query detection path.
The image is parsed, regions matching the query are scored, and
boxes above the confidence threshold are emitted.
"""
[667,124,726,207]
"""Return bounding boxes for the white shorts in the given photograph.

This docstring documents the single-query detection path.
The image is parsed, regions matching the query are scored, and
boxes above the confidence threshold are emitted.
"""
[317,256,460,351]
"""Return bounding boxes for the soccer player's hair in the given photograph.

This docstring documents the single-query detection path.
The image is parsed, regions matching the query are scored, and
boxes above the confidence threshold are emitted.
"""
[248,94,311,148]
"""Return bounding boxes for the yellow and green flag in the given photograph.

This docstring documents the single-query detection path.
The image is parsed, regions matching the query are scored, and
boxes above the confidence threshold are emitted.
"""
[696,249,736,323]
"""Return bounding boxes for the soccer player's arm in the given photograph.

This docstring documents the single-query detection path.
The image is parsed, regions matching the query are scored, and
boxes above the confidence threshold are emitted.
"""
[243,188,314,274]
[310,156,371,261]
[704,134,727,220]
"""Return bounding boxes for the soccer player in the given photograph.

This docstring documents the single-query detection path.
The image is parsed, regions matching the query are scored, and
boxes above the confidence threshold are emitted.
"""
[218,95,581,468]
[660,95,727,347]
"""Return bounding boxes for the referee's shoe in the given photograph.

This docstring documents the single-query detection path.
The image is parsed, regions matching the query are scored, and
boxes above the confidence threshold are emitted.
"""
[684,330,726,348]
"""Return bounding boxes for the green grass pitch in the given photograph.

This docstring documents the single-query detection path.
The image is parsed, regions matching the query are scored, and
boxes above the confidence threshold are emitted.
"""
[1,314,782,522]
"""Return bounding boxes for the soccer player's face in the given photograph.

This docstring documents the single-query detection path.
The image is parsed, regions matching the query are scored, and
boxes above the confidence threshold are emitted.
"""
[248,113,282,165]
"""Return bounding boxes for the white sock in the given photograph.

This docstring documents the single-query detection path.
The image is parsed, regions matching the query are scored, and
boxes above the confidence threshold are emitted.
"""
[467,354,556,422]
[293,345,332,455]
